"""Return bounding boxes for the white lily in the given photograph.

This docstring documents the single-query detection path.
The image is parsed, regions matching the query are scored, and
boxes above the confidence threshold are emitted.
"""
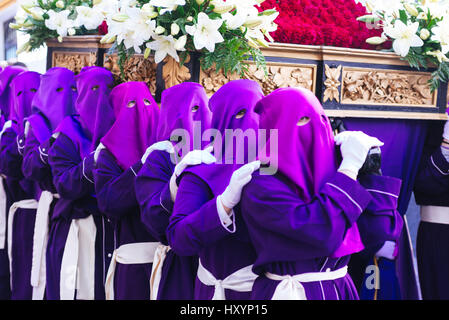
[74,6,105,30]
[45,10,74,37]
[431,19,449,54]
[185,12,224,52]
[93,0,120,17]
[149,0,186,15]
[146,35,180,63]
[384,21,423,57]
[222,12,246,30]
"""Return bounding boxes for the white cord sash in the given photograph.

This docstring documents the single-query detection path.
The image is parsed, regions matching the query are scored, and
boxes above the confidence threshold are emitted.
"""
[30,191,59,300]
[150,244,171,300]
[265,266,348,300]
[7,199,39,288]
[0,177,7,249]
[420,205,449,225]
[105,242,159,300]
[196,259,257,300]
[60,215,97,300]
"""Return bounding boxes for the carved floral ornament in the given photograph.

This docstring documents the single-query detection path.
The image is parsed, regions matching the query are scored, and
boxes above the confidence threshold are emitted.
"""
[52,51,97,74]
[103,54,157,95]
[200,62,316,96]
[323,64,342,103]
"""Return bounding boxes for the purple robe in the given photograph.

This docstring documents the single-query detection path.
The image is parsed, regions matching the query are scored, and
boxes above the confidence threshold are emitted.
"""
[135,149,198,300]
[94,149,154,300]
[47,133,110,300]
[241,171,372,300]
[414,143,449,300]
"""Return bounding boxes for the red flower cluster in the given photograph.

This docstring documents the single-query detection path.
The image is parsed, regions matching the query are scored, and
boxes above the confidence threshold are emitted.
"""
[260,0,390,50]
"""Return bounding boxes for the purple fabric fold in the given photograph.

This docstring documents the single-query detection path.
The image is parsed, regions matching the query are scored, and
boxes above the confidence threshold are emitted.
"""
[0,66,26,121]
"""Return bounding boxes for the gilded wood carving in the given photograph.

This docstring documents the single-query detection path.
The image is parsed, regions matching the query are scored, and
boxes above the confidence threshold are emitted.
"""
[52,51,97,74]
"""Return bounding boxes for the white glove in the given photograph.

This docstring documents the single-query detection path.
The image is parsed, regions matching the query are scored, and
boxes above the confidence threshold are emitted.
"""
[169,146,217,202]
[220,160,261,210]
[0,120,13,137]
[443,120,449,141]
[94,142,106,164]
[375,241,397,260]
[335,131,384,176]
[52,132,60,139]
[141,140,174,164]
[173,146,216,178]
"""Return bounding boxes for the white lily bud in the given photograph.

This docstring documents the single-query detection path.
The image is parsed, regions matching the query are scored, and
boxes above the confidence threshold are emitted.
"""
[30,9,44,21]
[68,28,76,36]
[112,14,129,22]
[93,0,102,5]
[57,36,63,43]
[196,0,205,4]
[260,9,277,16]
[171,23,180,36]
[404,4,419,17]
[100,33,116,44]
[187,16,193,22]
[255,37,269,47]
[366,36,387,45]
[244,18,263,28]
[155,26,166,34]
[55,1,64,9]
[420,28,430,40]
[9,23,22,30]
[144,47,151,59]
[213,4,234,14]
[142,4,158,19]
[16,42,31,55]
[174,35,187,51]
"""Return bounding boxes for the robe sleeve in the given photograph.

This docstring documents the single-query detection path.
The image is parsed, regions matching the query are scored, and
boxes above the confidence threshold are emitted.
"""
[48,133,95,199]
[94,148,142,220]
[22,129,53,182]
[357,174,404,249]
[167,172,235,256]
[135,150,174,244]
[0,129,24,179]
[414,147,449,197]
[241,172,373,260]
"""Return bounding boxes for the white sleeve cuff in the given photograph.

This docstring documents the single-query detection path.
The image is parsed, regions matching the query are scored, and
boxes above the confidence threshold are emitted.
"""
[216,195,236,233]
[375,241,397,260]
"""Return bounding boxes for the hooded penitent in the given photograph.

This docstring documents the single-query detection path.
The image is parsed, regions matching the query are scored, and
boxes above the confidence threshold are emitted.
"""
[101,82,160,170]
[27,67,77,144]
[0,66,26,122]
[54,66,116,159]
[254,87,364,257]
[9,71,40,133]
[158,82,212,159]
[184,79,263,196]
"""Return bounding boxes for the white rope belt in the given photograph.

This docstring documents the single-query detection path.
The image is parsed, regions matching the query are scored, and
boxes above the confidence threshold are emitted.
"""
[197,259,258,300]
[150,244,171,300]
[420,205,449,225]
[60,215,97,300]
[7,199,39,289]
[0,177,7,249]
[31,191,59,300]
[105,241,160,300]
[265,266,348,300]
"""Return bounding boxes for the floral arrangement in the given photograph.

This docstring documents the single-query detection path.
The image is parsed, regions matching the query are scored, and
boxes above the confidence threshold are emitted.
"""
[11,0,279,77]
[257,0,387,50]
[360,0,449,91]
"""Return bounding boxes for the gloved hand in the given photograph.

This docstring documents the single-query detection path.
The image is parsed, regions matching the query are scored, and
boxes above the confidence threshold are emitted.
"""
[443,120,449,142]
[375,240,397,260]
[335,131,384,178]
[173,146,216,178]
[141,140,174,164]
[220,160,261,210]
[169,146,217,201]
[94,142,106,164]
